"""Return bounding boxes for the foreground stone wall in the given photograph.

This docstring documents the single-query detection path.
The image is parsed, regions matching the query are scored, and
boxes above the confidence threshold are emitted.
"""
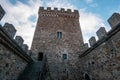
[0,5,33,80]
[0,44,27,80]
[0,23,33,80]
[79,13,120,80]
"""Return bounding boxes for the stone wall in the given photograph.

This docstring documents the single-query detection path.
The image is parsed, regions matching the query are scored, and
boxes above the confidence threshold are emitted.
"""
[79,13,120,80]
[0,5,33,80]
[0,23,33,80]
[0,44,27,80]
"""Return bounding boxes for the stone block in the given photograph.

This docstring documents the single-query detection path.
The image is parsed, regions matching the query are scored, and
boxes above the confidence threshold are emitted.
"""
[83,43,89,49]
[0,5,5,21]
[39,7,44,11]
[3,23,16,38]
[74,10,79,14]
[61,8,65,12]
[96,27,107,40]
[89,36,96,46]
[15,36,24,47]
[22,44,28,53]
[67,9,71,13]
[47,7,51,11]
[108,13,120,28]
[54,8,58,11]
[28,50,32,56]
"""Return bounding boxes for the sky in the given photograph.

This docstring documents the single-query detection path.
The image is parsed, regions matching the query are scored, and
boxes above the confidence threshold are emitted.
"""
[0,0,120,49]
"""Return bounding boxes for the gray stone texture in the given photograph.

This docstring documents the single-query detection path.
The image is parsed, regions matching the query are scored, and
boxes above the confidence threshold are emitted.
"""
[96,27,107,40]
[22,44,28,53]
[15,36,24,47]
[31,7,84,80]
[3,23,17,38]
[84,43,89,49]
[79,19,120,80]
[89,36,96,46]
[108,13,120,28]
[0,43,27,80]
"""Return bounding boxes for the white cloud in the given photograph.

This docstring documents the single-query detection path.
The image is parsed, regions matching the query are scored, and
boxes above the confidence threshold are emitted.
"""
[46,0,77,10]
[0,0,43,49]
[79,9,106,44]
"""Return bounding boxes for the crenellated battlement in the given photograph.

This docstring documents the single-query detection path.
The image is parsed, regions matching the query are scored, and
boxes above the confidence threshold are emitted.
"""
[38,7,79,18]
[80,12,120,57]
[0,23,32,56]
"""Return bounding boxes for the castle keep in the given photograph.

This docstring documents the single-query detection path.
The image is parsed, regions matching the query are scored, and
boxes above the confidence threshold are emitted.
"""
[31,7,84,79]
[0,5,120,80]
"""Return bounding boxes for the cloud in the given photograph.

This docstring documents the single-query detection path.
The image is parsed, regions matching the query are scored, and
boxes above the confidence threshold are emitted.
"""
[85,0,93,4]
[0,0,107,48]
[46,0,77,10]
[0,0,43,49]
[79,9,106,44]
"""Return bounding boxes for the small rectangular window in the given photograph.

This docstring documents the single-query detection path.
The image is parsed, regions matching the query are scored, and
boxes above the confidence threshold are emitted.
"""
[57,32,62,38]
[63,54,67,60]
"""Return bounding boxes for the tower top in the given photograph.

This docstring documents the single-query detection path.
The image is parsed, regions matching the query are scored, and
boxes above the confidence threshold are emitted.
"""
[38,7,79,18]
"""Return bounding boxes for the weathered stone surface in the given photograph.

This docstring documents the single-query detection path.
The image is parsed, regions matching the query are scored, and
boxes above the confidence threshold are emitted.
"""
[15,36,24,47]
[89,36,96,47]
[31,7,84,80]
[108,13,120,28]
[22,44,28,53]
[3,23,16,38]
[96,27,107,40]
[83,43,89,49]
[0,44,27,80]
[79,24,120,80]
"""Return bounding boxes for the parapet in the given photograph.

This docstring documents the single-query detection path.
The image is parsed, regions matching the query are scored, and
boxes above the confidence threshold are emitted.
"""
[108,13,120,28]
[1,22,30,54]
[15,36,24,47]
[80,13,120,58]
[38,7,79,18]
[0,23,33,62]
[3,23,17,38]
[22,44,28,53]
[96,27,107,40]
[82,43,89,51]
[0,5,5,21]
[89,36,96,47]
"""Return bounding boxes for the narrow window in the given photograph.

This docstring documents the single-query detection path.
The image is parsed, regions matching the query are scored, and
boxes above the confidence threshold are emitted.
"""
[38,52,43,61]
[63,54,67,60]
[85,74,91,80]
[57,32,62,38]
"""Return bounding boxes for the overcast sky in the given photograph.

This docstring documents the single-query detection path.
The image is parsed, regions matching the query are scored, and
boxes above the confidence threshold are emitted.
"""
[0,0,120,49]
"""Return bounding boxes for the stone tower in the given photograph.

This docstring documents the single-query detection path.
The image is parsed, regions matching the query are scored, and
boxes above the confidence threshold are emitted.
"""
[31,7,84,80]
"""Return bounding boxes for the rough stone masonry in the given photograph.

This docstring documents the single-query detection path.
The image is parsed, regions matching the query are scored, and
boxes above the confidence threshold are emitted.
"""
[31,7,84,80]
